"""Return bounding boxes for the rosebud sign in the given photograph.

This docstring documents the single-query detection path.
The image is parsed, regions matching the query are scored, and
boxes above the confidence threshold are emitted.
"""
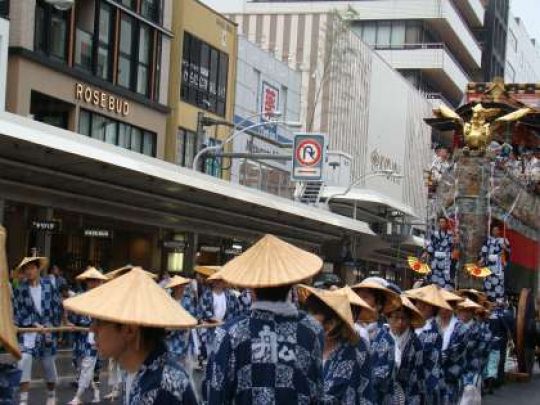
[75,83,130,116]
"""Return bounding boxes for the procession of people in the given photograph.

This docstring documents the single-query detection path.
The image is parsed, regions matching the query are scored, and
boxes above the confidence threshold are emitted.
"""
[1,231,518,404]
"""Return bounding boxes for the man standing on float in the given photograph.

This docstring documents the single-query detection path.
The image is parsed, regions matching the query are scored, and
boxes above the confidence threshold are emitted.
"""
[423,216,457,289]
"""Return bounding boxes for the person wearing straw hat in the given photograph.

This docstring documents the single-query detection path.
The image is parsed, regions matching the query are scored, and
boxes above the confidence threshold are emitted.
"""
[436,289,468,405]
[63,267,198,404]
[12,256,61,405]
[338,285,376,348]
[478,224,511,303]
[404,284,451,405]
[422,216,457,290]
[352,277,400,405]
[204,234,325,405]
[456,299,484,405]
[66,267,108,405]
[164,275,198,368]
[386,293,425,405]
[301,286,374,404]
[0,225,22,404]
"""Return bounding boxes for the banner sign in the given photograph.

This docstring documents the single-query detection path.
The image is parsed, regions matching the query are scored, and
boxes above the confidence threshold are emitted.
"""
[32,220,60,232]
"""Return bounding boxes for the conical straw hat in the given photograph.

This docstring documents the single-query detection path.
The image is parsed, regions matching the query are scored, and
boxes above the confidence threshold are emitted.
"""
[165,275,191,289]
[457,298,484,312]
[299,285,356,336]
[337,286,377,322]
[105,265,157,280]
[458,288,488,304]
[399,295,426,329]
[351,278,401,314]
[76,266,108,281]
[0,226,21,359]
[63,267,197,329]
[217,234,323,288]
[404,284,452,311]
[437,287,464,304]
[15,256,49,272]
[194,265,222,278]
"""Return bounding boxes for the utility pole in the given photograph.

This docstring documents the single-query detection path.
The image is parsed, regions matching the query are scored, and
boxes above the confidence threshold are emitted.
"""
[195,111,206,173]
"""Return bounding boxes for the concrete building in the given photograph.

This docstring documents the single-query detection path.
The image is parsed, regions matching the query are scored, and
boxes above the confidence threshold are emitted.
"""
[166,0,238,178]
[233,0,485,107]
[232,35,301,198]
[505,14,540,83]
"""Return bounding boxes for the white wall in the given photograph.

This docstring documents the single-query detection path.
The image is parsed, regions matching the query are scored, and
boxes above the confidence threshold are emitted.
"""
[0,18,9,111]
[505,14,540,83]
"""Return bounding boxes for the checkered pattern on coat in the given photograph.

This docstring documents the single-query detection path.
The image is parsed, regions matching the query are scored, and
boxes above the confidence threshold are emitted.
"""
[204,309,324,404]
[166,287,199,358]
[417,319,444,404]
[128,343,197,404]
[323,339,374,404]
[238,289,253,316]
[441,320,468,404]
[481,237,510,302]
[69,312,96,359]
[425,230,455,289]
[369,322,396,404]
[395,330,424,405]
[13,278,62,357]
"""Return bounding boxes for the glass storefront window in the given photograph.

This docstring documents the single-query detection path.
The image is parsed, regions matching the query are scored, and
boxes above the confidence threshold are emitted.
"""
[79,109,156,156]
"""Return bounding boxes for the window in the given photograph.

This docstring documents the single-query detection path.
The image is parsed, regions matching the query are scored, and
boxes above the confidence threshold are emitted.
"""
[181,32,229,116]
[0,0,9,18]
[35,0,69,60]
[120,0,136,9]
[97,2,113,80]
[376,22,391,48]
[118,15,134,88]
[361,22,376,46]
[136,25,151,95]
[79,109,156,156]
[390,23,405,48]
[205,138,222,177]
[176,128,198,168]
[141,0,162,24]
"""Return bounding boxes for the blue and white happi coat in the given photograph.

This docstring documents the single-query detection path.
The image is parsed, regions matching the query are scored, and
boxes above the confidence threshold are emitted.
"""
[393,329,424,405]
[322,340,373,405]
[198,287,240,357]
[462,320,483,386]
[477,320,493,377]
[0,363,22,404]
[166,286,198,359]
[69,312,97,360]
[425,230,456,289]
[127,343,198,404]
[440,317,468,405]
[481,236,510,302]
[204,300,324,405]
[238,289,253,316]
[367,321,395,404]
[12,278,62,357]
[416,318,444,404]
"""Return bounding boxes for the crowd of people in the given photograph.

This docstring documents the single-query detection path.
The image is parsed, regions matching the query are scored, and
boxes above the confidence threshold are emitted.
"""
[0,232,519,405]
[428,143,540,194]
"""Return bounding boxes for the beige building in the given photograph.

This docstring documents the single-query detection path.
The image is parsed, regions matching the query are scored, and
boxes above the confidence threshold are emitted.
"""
[166,0,238,178]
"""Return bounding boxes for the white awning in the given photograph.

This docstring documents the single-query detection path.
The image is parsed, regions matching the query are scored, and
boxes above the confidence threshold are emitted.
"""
[320,186,419,219]
[0,112,374,246]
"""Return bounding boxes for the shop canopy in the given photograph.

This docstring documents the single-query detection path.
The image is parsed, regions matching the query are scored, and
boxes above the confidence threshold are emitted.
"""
[0,112,374,247]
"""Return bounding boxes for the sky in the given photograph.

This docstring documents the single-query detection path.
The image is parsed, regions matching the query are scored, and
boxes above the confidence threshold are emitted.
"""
[201,0,540,43]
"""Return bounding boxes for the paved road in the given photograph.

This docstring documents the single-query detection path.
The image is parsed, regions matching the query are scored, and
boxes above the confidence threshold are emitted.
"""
[483,374,540,405]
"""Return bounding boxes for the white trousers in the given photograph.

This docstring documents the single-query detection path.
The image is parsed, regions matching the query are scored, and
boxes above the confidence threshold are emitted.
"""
[76,356,97,395]
[18,353,58,384]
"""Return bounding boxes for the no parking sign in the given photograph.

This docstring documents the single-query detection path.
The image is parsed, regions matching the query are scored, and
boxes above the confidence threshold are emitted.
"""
[292,133,326,181]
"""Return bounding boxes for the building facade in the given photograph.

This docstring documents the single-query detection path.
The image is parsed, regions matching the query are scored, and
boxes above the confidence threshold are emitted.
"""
[479,0,509,81]
[232,35,301,198]
[241,0,485,107]
[166,0,238,178]
[504,14,540,83]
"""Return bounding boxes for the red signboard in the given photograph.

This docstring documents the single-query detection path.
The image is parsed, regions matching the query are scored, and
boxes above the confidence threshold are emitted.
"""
[261,82,279,121]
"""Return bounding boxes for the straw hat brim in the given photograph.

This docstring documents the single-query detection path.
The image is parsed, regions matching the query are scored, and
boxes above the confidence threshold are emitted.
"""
[194,265,221,278]
[64,267,197,329]
[457,298,484,312]
[458,289,488,304]
[351,281,402,314]
[16,257,49,272]
[399,295,426,329]
[338,286,377,322]
[0,227,22,359]
[76,267,108,281]
[404,285,452,311]
[217,234,323,288]
[165,275,191,289]
[105,266,157,280]
[438,287,464,304]
[299,285,356,337]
